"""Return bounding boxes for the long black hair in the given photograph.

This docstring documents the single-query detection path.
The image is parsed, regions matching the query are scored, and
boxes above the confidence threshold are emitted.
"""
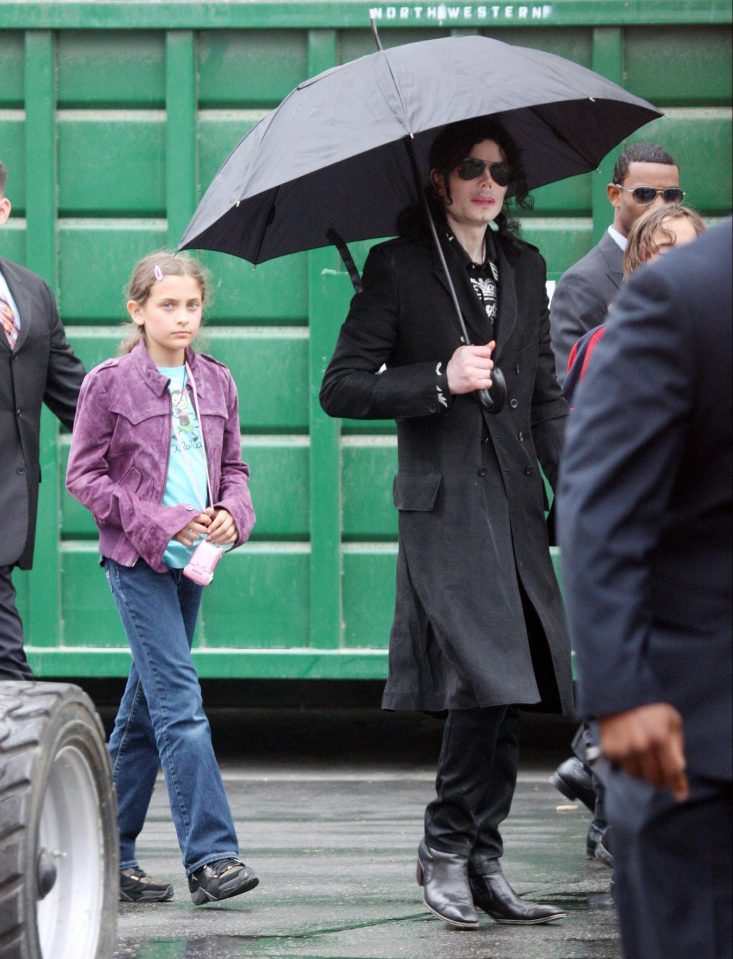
[398,117,533,239]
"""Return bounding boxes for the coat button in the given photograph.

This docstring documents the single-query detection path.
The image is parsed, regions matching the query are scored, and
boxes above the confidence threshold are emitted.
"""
[478,468,488,477]
[518,431,525,442]
[17,466,25,474]
[509,398,518,409]
[524,466,533,476]
[515,365,521,374]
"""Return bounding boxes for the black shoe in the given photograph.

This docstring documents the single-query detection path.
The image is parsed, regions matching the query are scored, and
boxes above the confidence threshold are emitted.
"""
[550,756,596,813]
[119,867,174,903]
[188,858,259,905]
[469,861,565,925]
[416,840,479,930]
[594,831,614,869]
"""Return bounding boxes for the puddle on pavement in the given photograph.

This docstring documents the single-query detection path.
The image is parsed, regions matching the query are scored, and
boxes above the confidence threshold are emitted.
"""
[115,937,260,959]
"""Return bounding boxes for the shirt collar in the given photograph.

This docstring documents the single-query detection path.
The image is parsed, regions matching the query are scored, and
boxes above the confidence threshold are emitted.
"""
[445,228,496,270]
[607,225,628,251]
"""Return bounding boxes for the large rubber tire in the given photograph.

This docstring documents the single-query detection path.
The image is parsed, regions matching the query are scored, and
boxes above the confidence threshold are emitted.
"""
[0,682,118,959]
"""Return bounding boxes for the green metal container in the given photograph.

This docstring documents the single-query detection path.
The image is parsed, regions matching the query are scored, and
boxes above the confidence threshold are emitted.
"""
[0,1,730,678]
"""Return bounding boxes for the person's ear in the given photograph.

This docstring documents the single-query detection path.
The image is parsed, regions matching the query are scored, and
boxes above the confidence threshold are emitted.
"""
[0,196,12,227]
[127,300,145,326]
[431,169,445,198]
[607,182,621,208]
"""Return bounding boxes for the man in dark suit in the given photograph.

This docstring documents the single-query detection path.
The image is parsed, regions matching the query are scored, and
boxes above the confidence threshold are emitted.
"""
[0,161,86,679]
[550,143,682,381]
[557,219,732,959]
[321,119,571,930]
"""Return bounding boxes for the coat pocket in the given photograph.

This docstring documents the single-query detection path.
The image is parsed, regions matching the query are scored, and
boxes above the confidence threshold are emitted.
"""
[393,472,442,512]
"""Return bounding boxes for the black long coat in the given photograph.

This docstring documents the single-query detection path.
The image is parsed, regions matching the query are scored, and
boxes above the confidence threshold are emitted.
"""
[320,229,573,714]
[0,258,85,569]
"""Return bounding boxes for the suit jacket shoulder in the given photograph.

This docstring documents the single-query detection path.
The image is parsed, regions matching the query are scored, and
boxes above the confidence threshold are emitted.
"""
[550,231,624,380]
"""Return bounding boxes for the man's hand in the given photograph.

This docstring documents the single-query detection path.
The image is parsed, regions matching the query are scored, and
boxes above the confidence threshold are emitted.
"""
[446,341,495,394]
[599,703,689,801]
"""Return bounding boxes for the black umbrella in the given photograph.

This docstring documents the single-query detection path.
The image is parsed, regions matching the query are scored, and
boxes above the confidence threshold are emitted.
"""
[179,33,661,265]
[179,31,661,410]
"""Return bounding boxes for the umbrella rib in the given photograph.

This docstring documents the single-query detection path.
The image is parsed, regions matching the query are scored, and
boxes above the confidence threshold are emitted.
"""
[379,49,415,137]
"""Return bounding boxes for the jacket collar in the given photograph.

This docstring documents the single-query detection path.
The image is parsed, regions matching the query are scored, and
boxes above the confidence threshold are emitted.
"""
[129,339,204,396]
[430,229,519,358]
[598,230,625,289]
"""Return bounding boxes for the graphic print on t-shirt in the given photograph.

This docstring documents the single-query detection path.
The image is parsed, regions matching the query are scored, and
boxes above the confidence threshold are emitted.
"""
[170,387,203,454]
[469,261,500,325]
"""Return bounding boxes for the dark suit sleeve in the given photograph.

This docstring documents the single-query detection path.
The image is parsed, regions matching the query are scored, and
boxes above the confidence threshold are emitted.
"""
[319,246,451,420]
[557,265,691,719]
[529,267,568,492]
[41,281,85,430]
[550,270,610,383]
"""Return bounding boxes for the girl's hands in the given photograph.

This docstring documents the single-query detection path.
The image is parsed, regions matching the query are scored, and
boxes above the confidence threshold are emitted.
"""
[174,512,212,547]
[202,507,238,545]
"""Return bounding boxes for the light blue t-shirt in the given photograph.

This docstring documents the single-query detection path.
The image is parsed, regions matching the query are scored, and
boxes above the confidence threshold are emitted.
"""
[159,366,209,569]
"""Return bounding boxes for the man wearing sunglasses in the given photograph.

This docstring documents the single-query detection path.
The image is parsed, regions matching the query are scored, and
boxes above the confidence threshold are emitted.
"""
[321,119,571,931]
[550,143,682,382]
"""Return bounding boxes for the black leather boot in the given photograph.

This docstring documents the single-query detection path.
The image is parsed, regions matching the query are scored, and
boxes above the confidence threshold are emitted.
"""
[416,840,479,929]
[469,859,565,925]
[550,756,596,813]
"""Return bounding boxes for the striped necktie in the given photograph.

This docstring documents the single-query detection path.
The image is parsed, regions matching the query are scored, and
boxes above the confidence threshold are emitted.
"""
[1,296,18,349]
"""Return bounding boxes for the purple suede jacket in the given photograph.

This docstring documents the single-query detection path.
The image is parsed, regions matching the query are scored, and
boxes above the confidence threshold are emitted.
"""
[66,340,255,573]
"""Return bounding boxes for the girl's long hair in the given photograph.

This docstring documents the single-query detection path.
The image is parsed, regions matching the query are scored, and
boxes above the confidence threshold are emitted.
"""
[397,117,533,241]
[623,204,706,278]
[118,251,211,355]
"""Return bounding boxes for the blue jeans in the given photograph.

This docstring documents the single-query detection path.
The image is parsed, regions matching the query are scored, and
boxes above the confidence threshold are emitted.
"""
[104,558,240,875]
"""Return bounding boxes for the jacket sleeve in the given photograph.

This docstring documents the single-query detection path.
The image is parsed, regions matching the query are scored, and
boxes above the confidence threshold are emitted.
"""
[530,267,569,491]
[41,283,86,431]
[550,270,609,383]
[66,371,201,566]
[319,246,451,420]
[211,370,255,548]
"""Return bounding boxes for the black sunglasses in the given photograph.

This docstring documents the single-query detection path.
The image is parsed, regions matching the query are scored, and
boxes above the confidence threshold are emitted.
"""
[615,185,686,205]
[456,157,515,187]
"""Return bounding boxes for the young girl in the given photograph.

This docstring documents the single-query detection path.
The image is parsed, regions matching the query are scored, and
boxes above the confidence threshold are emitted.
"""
[66,251,258,906]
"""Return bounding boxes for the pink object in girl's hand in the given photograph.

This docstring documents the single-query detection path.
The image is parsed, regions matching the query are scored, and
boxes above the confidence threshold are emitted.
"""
[183,540,224,585]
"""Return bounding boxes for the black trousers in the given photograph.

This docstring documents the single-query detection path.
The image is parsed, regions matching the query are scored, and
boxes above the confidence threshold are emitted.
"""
[425,704,521,865]
[607,769,732,959]
[0,564,32,680]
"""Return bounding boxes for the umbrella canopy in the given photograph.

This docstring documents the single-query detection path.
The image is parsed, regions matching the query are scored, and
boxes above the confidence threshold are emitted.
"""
[179,34,661,264]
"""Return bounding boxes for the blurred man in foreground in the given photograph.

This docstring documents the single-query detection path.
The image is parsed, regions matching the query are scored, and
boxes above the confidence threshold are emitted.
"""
[557,219,732,959]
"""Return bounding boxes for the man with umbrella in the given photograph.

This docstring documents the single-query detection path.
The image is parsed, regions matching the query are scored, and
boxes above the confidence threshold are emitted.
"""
[320,118,572,930]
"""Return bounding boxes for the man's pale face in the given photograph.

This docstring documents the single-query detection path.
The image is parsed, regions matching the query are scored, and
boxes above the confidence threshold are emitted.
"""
[432,139,508,232]
[608,161,682,236]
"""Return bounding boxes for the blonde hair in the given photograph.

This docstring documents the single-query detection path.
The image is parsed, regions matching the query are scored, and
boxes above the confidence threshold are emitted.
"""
[118,250,211,354]
[624,205,706,278]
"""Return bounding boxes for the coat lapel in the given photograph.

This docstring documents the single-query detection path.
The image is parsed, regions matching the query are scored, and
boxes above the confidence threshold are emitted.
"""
[599,231,624,292]
[430,237,495,346]
[492,235,518,362]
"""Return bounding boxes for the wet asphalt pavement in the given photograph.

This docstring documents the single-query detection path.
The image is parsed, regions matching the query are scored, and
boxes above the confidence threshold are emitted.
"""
[104,703,621,959]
